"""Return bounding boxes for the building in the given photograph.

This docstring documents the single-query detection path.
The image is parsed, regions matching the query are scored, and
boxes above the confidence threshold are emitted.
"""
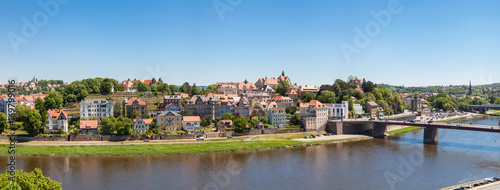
[237,82,256,95]
[366,101,379,119]
[353,104,364,115]
[46,109,68,133]
[0,97,17,118]
[163,95,182,110]
[217,85,237,95]
[79,99,114,119]
[255,77,279,88]
[157,111,182,131]
[119,79,136,92]
[422,104,431,114]
[349,79,363,88]
[217,120,233,134]
[248,92,272,107]
[285,88,298,101]
[268,108,286,128]
[79,120,98,134]
[270,96,294,109]
[277,71,292,85]
[185,95,220,120]
[300,100,328,132]
[183,116,201,134]
[124,98,147,118]
[234,97,250,118]
[132,117,153,133]
[165,103,180,112]
[325,101,349,120]
[297,85,319,99]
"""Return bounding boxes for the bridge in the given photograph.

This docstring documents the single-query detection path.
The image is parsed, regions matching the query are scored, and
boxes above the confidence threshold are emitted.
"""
[469,104,500,114]
[327,118,500,144]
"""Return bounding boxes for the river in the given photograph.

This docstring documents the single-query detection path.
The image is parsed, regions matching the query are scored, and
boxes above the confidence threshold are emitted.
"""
[1,116,499,190]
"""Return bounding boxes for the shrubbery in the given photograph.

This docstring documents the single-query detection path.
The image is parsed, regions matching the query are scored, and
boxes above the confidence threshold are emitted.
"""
[0,168,62,190]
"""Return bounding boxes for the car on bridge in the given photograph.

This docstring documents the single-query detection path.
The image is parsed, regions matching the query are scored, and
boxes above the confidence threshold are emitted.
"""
[427,120,433,123]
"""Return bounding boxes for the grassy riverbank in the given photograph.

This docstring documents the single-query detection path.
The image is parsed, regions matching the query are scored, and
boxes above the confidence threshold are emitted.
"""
[387,127,424,134]
[0,137,371,156]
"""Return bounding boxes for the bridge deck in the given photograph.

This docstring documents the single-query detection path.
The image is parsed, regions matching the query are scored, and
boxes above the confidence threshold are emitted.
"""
[339,119,500,133]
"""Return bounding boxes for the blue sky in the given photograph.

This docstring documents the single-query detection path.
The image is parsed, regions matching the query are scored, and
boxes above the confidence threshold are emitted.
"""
[1,0,499,87]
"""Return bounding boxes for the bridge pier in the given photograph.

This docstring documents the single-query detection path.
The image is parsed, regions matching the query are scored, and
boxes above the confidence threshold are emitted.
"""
[372,124,387,138]
[423,127,438,145]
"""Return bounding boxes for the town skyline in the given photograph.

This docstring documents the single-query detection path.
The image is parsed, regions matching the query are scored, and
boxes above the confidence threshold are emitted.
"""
[1,1,499,86]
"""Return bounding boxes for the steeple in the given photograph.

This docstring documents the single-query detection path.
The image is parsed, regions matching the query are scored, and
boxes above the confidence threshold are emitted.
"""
[468,80,472,95]
[282,70,285,76]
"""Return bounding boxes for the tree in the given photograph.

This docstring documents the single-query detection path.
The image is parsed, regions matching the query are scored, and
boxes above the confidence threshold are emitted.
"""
[317,91,336,104]
[131,109,141,119]
[169,84,179,93]
[206,84,217,94]
[285,106,297,115]
[221,113,235,120]
[100,116,117,134]
[362,80,376,93]
[67,94,77,102]
[276,82,290,96]
[180,82,191,94]
[35,97,48,130]
[116,119,132,135]
[44,91,64,109]
[253,104,261,109]
[250,117,259,127]
[116,84,126,92]
[114,102,122,117]
[302,92,317,102]
[191,83,200,96]
[0,112,8,133]
[23,109,43,136]
[290,113,301,125]
[100,78,113,95]
[233,117,248,133]
[77,89,89,101]
[0,168,62,190]
[200,118,211,127]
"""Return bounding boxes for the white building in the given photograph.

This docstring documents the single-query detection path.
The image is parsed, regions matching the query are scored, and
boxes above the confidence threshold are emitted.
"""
[325,101,349,120]
[300,100,328,132]
[46,109,68,133]
[79,99,114,119]
[353,104,364,115]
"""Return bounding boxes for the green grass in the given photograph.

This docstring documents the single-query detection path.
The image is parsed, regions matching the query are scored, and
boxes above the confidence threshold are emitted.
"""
[488,112,500,116]
[388,127,424,134]
[437,117,467,123]
[0,137,372,156]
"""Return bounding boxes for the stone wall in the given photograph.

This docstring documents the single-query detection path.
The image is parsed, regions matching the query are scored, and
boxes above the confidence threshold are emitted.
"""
[69,134,102,141]
[16,136,68,142]
[277,128,301,133]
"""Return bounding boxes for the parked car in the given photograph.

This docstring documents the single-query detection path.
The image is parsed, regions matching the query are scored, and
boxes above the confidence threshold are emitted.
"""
[144,139,150,142]
[196,136,205,140]
[227,136,233,138]
[447,122,451,124]
[428,120,433,123]
[317,134,321,137]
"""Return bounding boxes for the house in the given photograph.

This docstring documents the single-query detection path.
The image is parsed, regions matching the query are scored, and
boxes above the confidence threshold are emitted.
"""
[353,104,364,115]
[325,101,349,120]
[124,98,147,118]
[248,92,271,107]
[354,88,364,94]
[297,85,319,99]
[422,104,431,114]
[183,116,201,134]
[276,71,292,85]
[0,97,17,118]
[270,96,294,109]
[163,95,182,110]
[237,82,256,95]
[366,101,379,119]
[79,99,114,119]
[234,97,250,118]
[46,109,68,133]
[410,97,422,112]
[285,88,298,101]
[175,92,190,99]
[79,120,98,134]
[157,111,182,131]
[217,120,233,134]
[165,103,180,112]
[132,117,153,133]
[300,100,328,132]
[259,84,275,94]
[217,85,237,95]
[185,95,220,120]
[349,79,363,88]
[268,108,286,128]
[119,79,136,92]
[255,77,279,89]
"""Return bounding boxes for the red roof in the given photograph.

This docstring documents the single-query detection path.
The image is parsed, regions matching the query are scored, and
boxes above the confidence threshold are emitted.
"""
[354,88,364,93]
[47,109,68,120]
[80,120,98,130]
[299,100,326,108]
[183,116,200,122]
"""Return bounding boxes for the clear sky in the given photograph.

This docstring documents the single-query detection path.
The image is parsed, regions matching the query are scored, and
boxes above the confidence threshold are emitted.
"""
[1,0,499,87]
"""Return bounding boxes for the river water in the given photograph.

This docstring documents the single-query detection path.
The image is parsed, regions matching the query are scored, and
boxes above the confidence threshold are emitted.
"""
[1,116,499,190]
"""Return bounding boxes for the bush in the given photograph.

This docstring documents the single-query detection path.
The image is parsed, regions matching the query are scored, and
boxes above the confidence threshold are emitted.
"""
[284,125,301,129]
[0,168,62,190]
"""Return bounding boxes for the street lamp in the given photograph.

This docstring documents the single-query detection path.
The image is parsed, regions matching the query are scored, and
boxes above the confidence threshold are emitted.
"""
[392,177,396,190]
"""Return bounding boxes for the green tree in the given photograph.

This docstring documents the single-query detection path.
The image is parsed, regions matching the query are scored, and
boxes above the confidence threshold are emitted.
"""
[35,97,48,131]
[114,102,122,117]
[250,116,259,127]
[191,83,200,96]
[0,168,62,190]
[44,91,64,109]
[290,113,301,125]
[206,84,217,94]
[317,91,336,104]
[180,82,191,94]
[233,117,248,133]
[221,113,235,120]
[0,112,8,133]
[77,89,89,101]
[285,106,297,114]
[169,84,179,93]
[253,104,261,109]
[276,82,290,96]
[362,80,376,93]
[66,94,77,102]
[302,92,317,102]
[131,109,141,119]
[100,116,117,134]
[100,78,114,95]
[23,109,43,136]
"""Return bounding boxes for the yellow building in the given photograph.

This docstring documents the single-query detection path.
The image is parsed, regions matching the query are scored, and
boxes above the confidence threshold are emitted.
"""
[156,111,182,131]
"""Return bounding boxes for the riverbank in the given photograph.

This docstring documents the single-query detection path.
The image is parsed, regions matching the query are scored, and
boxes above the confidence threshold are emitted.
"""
[0,135,372,156]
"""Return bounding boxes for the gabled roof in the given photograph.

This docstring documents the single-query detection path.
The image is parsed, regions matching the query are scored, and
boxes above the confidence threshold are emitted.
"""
[237,82,256,90]
[183,116,201,122]
[157,111,181,116]
[80,120,98,130]
[354,88,364,93]
[47,109,68,120]
[300,100,326,108]
[298,85,319,91]
[127,98,146,105]
[286,88,297,95]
